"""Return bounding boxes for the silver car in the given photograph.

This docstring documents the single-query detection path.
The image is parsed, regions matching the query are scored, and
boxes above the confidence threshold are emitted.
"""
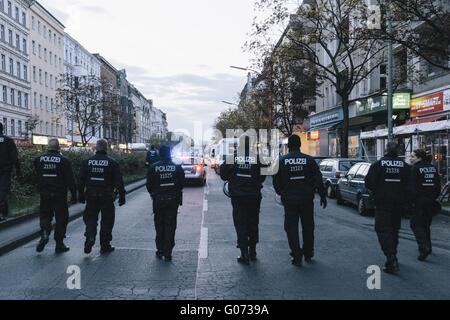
[319,158,362,198]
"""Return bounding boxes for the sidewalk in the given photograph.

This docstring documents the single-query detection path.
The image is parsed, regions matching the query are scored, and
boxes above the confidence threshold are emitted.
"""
[0,179,146,256]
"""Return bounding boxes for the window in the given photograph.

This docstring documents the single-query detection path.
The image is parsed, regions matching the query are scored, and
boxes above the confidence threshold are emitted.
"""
[45,96,48,111]
[15,34,19,49]
[22,39,26,53]
[16,61,20,77]
[0,24,4,41]
[2,118,7,134]
[48,30,51,41]
[17,91,21,107]
[50,98,53,111]
[0,0,3,12]
[39,69,42,84]
[39,94,42,109]
[45,72,48,87]
[49,51,52,64]
[50,75,53,88]
[33,92,36,107]
[7,1,11,16]
[2,86,6,102]
[8,29,12,45]
[24,93,28,109]
[32,40,35,54]
[43,25,46,38]
[10,119,14,136]
[22,12,25,26]
[10,88,14,106]
[44,48,47,61]
[53,33,56,45]
[38,44,41,58]
[9,58,13,74]
[31,16,35,30]
[32,66,36,82]
[15,6,18,21]
[23,65,27,80]
[347,164,361,179]
[1,54,5,71]
[38,21,41,34]
[18,120,22,136]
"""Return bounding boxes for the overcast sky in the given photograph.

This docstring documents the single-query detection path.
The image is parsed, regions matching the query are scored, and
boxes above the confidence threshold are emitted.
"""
[39,0,259,136]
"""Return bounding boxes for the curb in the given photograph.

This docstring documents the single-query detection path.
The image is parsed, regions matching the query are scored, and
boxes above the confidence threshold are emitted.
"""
[0,179,146,256]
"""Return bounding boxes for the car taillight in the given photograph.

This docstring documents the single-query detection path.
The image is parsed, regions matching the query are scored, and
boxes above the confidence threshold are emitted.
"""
[336,171,341,178]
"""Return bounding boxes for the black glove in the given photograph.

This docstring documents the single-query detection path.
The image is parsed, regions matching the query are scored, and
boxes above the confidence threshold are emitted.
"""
[70,192,77,205]
[78,192,86,204]
[320,196,328,209]
[119,193,126,207]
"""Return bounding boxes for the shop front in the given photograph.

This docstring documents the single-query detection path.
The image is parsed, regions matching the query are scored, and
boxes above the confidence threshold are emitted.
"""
[308,107,344,157]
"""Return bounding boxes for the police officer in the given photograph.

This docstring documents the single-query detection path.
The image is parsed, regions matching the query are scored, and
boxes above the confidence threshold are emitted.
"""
[365,142,410,274]
[146,145,184,261]
[220,136,266,265]
[79,139,126,254]
[34,139,77,253]
[0,122,21,221]
[146,145,159,167]
[409,149,441,262]
[273,135,327,266]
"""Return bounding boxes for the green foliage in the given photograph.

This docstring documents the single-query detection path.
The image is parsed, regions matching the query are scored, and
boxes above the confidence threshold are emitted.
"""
[10,148,146,205]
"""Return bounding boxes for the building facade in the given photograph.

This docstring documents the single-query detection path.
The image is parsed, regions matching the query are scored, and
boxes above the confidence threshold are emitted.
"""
[0,0,33,140]
[29,1,65,142]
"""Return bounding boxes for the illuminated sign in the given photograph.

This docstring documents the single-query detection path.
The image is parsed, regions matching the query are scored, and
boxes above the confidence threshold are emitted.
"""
[310,131,320,140]
[410,90,450,117]
[32,135,49,145]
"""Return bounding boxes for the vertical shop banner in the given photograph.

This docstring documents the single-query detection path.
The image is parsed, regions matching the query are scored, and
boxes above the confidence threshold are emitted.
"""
[411,91,444,117]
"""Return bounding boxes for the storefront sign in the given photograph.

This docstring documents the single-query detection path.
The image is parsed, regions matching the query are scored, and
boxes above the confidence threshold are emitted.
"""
[309,130,320,140]
[410,90,450,117]
[393,93,411,110]
[32,135,48,145]
[309,107,344,129]
[355,95,387,116]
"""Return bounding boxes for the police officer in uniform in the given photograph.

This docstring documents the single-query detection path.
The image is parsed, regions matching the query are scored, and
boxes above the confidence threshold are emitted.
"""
[409,149,441,262]
[365,142,410,274]
[34,139,77,253]
[146,145,184,261]
[273,135,327,266]
[79,139,126,254]
[146,145,159,167]
[0,122,21,221]
[220,136,266,265]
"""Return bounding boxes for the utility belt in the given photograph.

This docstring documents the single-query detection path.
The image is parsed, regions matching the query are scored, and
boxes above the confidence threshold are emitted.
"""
[86,187,115,200]
[41,190,66,199]
[153,193,180,203]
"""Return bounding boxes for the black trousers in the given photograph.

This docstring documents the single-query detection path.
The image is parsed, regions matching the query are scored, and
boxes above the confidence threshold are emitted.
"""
[83,196,115,246]
[39,193,69,242]
[0,171,12,218]
[283,201,314,258]
[410,200,434,254]
[231,196,261,250]
[374,205,402,257]
[153,200,179,256]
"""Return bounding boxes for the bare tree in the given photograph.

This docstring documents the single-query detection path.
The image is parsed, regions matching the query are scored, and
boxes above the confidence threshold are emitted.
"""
[56,73,120,146]
[247,0,388,157]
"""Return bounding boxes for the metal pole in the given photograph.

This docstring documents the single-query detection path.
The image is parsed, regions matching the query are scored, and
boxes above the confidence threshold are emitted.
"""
[387,3,394,142]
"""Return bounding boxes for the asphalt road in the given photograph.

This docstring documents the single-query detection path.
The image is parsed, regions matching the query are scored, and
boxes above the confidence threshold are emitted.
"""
[1,169,450,300]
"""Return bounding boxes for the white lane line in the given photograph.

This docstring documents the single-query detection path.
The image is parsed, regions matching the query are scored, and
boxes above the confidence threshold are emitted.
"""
[199,227,208,259]
[195,182,209,300]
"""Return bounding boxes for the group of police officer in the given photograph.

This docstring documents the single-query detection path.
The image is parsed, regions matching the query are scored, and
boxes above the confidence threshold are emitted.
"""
[220,135,441,274]
[0,122,443,273]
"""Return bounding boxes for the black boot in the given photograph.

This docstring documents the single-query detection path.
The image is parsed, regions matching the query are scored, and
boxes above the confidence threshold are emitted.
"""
[100,244,115,254]
[84,238,95,254]
[156,251,163,259]
[383,255,399,274]
[55,242,70,254]
[418,251,430,262]
[237,248,250,265]
[291,253,303,267]
[36,231,50,253]
[249,245,257,261]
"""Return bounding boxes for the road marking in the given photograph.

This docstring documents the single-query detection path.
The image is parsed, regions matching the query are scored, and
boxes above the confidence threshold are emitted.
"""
[199,227,208,259]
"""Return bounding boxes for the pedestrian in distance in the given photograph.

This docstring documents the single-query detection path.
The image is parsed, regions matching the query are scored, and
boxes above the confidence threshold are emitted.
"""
[220,135,266,265]
[0,122,21,221]
[409,149,441,262]
[273,135,327,267]
[365,142,410,274]
[34,139,77,253]
[146,145,159,167]
[79,139,126,255]
[146,145,185,262]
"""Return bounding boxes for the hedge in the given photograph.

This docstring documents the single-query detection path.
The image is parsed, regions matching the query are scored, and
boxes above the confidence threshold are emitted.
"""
[11,149,147,203]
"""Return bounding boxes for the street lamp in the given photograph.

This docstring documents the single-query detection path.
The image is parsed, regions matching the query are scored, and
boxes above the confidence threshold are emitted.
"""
[222,100,238,106]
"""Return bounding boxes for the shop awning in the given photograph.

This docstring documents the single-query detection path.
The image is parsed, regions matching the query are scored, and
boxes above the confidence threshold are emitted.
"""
[308,120,342,132]
[361,119,450,139]
[406,115,446,125]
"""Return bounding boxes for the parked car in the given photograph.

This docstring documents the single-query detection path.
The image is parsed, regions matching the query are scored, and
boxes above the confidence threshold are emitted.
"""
[174,156,207,186]
[335,162,374,216]
[319,158,362,198]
